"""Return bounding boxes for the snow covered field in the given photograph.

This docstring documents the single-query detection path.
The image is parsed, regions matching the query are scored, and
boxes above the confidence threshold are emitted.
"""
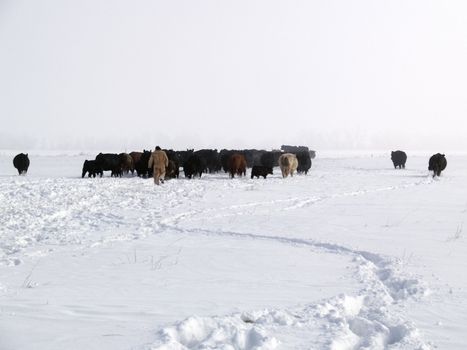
[1,151,466,349]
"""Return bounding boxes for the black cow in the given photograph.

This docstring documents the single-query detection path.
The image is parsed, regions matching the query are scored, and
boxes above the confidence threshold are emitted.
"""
[95,153,122,177]
[260,152,275,168]
[164,149,180,178]
[242,149,256,168]
[251,165,273,179]
[176,149,194,168]
[220,150,235,173]
[250,150,266,166]
[428,153,447,177]
[391,150,407,169]
[195,149,221,173]
[13,153,30,175]
[165,160,179,179]
[82,160,103,178]
[281,145,309,153]
[296,152,312,174]
[260,151,282,168]
[183,154,204,179]
[134,150,152,177]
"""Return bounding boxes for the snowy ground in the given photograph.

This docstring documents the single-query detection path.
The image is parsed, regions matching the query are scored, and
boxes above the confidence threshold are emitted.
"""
[0,151,466,349]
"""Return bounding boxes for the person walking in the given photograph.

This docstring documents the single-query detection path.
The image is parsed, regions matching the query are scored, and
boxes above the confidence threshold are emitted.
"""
[148,146,169,185]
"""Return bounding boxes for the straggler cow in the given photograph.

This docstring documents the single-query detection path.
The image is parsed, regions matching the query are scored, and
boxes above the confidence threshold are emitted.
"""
[13,153,30,175]
[228,153,247,178]
[251,165,273,179]
[279,153,298,178]
[148,146,169,185]
[391,150,407,169]
[82,160,103,178]
[428,153,447,177]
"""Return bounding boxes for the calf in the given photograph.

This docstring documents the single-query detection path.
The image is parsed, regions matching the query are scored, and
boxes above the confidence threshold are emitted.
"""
[251,165,273,179]
[82,160,103,178]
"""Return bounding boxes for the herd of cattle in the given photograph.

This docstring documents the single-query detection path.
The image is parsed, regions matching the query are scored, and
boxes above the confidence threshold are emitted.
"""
[80,148,314,181]
[11,148,448,180]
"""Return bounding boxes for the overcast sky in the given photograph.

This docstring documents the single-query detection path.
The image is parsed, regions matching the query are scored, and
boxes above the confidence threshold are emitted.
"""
[1,0,467,151]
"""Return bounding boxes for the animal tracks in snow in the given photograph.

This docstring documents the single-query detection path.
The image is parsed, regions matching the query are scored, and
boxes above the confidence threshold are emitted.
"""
[152,196,432,349]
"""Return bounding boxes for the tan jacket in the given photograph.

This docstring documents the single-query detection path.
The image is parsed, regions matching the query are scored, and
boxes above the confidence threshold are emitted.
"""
[148,150,169,170]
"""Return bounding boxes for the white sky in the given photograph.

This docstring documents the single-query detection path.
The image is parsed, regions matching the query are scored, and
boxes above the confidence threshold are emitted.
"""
[1,0,467,150]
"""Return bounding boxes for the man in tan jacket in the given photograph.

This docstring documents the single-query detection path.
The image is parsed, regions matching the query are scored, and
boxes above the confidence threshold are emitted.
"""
[148,146,169,185]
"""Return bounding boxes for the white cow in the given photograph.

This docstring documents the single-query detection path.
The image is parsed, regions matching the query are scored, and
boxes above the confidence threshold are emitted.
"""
[278,153,298,178]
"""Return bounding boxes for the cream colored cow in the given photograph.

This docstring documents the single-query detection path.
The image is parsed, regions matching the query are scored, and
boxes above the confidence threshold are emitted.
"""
[278,153,298,178]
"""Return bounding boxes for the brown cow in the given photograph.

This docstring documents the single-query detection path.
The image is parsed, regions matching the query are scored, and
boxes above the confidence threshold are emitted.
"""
[278,153,298,178]
[148,146,169,185]
[119,153,134,174]
[129,151,142,175]
[228,153,247,178]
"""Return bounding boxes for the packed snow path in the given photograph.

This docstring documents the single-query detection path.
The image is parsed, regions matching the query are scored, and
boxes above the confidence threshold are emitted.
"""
[0,152,466,349]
